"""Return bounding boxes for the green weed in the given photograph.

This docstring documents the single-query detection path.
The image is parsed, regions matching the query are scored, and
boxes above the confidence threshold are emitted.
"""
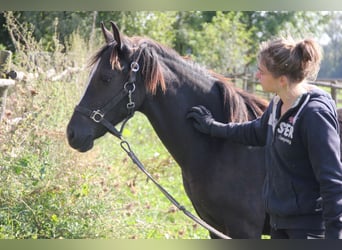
[0,52,209,239]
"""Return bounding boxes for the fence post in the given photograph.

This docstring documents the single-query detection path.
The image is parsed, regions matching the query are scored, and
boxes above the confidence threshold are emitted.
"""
[0,50,15,122]
[332,80,338,104]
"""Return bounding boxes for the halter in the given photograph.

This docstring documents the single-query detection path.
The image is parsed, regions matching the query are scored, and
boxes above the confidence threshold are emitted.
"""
[74,47,143,139]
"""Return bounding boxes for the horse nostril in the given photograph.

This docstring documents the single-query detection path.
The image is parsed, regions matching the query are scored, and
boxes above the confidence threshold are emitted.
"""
[67,127,75,140]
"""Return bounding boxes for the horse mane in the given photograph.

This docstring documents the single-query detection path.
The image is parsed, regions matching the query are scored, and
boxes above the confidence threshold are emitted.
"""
[132,37,167,95]
[90,36,268,122]
[209,71,268,122]
[130,38,268,122]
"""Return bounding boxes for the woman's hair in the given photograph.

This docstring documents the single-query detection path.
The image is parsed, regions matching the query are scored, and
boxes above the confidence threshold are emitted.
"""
[257,36,323,83]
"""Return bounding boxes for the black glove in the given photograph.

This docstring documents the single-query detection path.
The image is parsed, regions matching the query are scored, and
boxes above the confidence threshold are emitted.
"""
[186,105,215,134]
[187,105,231,138]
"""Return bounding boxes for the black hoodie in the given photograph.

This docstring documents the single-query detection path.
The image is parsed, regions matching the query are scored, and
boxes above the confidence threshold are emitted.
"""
[214,85,342,238]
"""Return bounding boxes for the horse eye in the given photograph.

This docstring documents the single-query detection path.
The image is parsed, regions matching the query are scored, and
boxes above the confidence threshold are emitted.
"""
[101,74,112,84]
[104,78,112,84]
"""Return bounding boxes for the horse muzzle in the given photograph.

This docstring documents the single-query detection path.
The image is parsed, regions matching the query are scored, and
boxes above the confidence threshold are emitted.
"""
[66,113,98,152]
[66,124,94,152]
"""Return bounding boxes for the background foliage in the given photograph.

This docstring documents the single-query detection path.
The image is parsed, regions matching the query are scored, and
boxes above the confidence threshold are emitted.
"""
[1,11,342,77]
[0,11,342,239]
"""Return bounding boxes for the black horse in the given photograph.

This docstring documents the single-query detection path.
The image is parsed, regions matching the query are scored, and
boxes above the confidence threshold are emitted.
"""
[67,22,269,238]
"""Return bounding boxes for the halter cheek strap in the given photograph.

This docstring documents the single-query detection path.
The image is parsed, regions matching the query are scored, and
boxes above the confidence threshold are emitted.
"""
[74,44,147,139]
[75,64,137,139]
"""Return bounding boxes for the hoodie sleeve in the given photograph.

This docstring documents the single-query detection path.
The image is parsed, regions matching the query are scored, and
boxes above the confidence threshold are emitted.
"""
[303,106,342,239]
[210,103,272,146]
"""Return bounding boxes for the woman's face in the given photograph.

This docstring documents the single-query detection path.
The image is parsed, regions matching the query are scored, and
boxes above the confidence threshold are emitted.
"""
[256,63,281,93]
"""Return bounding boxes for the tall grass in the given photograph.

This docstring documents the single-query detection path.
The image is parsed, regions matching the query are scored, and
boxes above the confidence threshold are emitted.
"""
[0,18,209,238]
[0,67,209,239]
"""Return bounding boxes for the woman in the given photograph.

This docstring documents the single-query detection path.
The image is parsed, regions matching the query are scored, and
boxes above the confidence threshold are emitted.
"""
[187,36,342,239]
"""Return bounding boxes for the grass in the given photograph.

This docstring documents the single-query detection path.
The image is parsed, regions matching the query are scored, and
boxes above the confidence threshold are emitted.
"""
[0,73,209,239]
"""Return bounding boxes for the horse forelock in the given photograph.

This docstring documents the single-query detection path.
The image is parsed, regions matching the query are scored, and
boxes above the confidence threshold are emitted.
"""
[90,36,167,95]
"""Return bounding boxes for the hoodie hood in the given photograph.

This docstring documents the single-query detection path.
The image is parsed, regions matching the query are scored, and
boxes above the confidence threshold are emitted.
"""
[305,83,337,116]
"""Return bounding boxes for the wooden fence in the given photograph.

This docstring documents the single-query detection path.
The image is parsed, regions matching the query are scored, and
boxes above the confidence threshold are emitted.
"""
[0,50,15,122]
[230,74,342,108]
[309,79,342,106]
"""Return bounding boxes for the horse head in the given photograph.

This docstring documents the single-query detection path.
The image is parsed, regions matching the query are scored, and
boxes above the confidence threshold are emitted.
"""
[67,22,163,152]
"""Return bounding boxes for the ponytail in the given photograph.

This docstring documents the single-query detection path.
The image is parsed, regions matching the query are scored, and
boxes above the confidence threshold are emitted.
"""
[294,39,322,81]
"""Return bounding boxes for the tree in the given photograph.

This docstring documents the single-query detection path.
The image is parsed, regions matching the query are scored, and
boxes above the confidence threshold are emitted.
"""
[0,12,12,50]
[187,11,252,75]
[319,12,342,78]
[238,11,297,60]
[237,11,330,67]
[0,11,334,78]
[171,11,216,55]
[1,11,95,52]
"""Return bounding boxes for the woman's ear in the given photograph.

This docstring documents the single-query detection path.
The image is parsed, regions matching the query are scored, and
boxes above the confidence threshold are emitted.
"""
[279,75,289,88]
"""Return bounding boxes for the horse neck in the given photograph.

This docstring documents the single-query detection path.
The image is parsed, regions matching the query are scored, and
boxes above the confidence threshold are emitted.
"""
[140,69,223,168]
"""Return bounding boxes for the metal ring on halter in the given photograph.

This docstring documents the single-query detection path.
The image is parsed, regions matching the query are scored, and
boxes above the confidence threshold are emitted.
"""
[90,110,104,123]
[127,101,135,110]
[126,85,136,110]
[131,62,140,72]
[124,82,136,93]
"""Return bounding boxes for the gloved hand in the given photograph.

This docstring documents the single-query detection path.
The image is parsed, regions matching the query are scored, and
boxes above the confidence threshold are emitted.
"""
[186,105,215,135]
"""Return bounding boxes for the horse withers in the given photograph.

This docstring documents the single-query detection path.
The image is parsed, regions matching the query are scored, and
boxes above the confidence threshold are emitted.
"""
[66,21,269,238]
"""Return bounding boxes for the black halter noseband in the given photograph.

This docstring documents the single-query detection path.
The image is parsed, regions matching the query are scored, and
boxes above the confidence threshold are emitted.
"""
[74,57,141,140]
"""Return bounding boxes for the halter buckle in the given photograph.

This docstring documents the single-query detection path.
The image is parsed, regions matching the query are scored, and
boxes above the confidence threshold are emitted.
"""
[90,110,104,123]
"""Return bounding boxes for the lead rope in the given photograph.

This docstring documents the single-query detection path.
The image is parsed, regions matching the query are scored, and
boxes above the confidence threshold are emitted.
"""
[93,44,230,239]
[119,139,231,239]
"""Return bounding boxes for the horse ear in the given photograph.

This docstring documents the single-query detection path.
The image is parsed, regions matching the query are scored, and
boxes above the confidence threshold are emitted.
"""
[101,22,114,44]
[110,21,122,49]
